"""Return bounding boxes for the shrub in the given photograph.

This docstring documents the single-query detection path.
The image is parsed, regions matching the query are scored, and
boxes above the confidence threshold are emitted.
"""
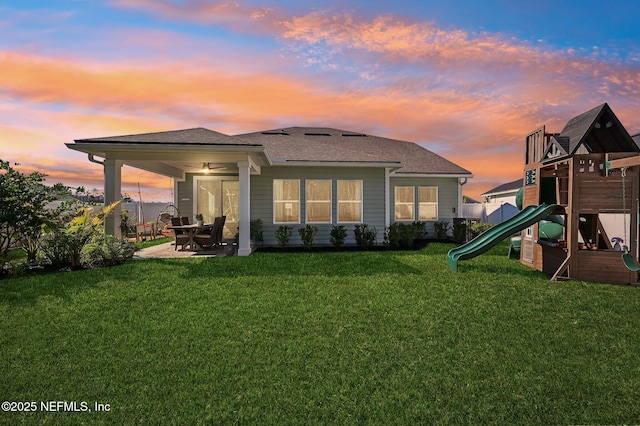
[81,235,136,268]
[40,232,71,268]
[329,225,347,249]
[0,159,71,269]
[250,219,264,245]
[413,221,428,239]
[434,221,450,239]
[275,225,293,249]
[384,221,427,249]
[354,224,377,248]
[470,222,493,239]
[41,201,122,268]
[298,225,318,250]
[452,221,468,243]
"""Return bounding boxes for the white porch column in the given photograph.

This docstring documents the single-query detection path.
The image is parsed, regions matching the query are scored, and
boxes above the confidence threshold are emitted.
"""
[237,161,251,256]
[104,158,123,236]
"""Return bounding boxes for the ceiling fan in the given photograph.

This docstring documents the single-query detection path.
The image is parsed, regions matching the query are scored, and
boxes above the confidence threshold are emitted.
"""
[184,163,228,173]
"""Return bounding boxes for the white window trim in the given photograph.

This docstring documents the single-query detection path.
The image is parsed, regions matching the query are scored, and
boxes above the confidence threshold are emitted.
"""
[273,179,301,224]
[418,186,439,221]
[305,179,332,224]
[337,180,363,224]
[394,186,415,222]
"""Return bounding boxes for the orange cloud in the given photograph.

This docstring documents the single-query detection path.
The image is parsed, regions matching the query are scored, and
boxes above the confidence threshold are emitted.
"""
[4,0,640,205]
[111,0,284,34]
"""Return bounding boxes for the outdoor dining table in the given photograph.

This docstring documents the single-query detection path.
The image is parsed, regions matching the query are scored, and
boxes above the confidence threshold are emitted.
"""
[171,223,213,250]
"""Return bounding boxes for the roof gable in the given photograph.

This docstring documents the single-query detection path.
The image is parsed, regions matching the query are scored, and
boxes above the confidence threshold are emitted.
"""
[560,103,638,154]
[541,134,569,162]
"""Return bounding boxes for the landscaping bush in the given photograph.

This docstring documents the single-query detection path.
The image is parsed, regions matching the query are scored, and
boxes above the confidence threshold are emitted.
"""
[385,223,413,248]
[81,234,136,267]
[354,224,377,248]
[470,222,494,239]
[298,225,318,250]
[384,221,427,249]
[39,233,71,268]
[275,225,293,248]
[434,221,450,239]
[0,159,70,269]
[453,221,468,243]
[413,221,428,239]
[250,219,264,246]
[329,225,347,249]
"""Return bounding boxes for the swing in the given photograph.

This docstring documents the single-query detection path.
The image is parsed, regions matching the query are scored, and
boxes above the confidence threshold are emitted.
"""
[619,168,640,271]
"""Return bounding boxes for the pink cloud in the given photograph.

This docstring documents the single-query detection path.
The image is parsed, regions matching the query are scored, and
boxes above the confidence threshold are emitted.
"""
[111,0,284,34]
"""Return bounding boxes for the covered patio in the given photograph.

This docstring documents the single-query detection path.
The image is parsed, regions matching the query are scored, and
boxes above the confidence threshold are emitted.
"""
[66,128,271,256]
[132,241,231,259]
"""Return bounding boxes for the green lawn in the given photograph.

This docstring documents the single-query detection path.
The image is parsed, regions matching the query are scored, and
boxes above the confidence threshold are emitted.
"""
[1,243,639,425]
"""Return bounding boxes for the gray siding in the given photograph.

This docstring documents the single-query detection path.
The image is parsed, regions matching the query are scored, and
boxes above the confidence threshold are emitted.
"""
[251,166,386,247]
[177,168,460,247]
[176,174,194,222]
[389,176,460,236]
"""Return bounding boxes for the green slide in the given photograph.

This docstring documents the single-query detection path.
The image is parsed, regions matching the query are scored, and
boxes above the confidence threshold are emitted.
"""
[448,204,562,272]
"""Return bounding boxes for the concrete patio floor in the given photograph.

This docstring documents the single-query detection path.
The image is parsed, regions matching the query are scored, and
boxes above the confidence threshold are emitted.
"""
[133,241,232,259]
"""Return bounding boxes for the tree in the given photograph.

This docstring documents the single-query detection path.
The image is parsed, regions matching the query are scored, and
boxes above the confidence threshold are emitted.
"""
[0,160,69,265]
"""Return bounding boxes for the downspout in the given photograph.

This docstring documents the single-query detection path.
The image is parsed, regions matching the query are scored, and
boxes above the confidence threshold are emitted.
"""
[88,154,104,165]
[458,177,468,218]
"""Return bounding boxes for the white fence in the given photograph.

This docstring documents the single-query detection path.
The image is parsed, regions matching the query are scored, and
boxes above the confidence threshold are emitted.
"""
[460,202,520,224]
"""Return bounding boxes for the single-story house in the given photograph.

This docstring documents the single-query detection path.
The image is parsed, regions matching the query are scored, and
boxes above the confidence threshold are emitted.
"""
[67,126,472,255]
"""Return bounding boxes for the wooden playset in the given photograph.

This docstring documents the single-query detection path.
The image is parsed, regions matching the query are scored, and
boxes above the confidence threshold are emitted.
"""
[520,103,640,284]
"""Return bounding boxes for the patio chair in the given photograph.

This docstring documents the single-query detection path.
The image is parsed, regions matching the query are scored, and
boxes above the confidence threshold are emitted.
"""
[193,216,226,249]
[180,216,190,225]
[171,217,190,250]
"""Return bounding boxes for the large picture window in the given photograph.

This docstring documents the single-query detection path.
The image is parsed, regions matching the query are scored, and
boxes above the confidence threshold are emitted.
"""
[395,186,415,221]
[337,180,362,223]
[306,180,332,223]
[274,179,300,223]
[418,187,438,220]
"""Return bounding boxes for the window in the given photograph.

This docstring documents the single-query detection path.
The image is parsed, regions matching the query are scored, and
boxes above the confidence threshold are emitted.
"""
[306,180,332,223]
[395,186,415,221]
[418,187,438,220]
[274,179,300,223]
[337,180,362,223]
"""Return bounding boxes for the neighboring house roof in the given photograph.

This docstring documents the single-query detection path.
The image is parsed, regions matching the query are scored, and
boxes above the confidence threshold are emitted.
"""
[559,103,638,154]
[481,178,523,198]
[75,127,256,146]
[235,127,472,175]
[633,132,640,149]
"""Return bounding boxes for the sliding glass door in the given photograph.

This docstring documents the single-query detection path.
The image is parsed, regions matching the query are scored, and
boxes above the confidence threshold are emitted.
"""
[195,177,239,238]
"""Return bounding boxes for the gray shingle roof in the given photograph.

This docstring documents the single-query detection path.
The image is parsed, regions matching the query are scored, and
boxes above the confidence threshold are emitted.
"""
[235,127,472,175]
[481,178,523,197]
[75,127,255,145]
[73,125,471,175]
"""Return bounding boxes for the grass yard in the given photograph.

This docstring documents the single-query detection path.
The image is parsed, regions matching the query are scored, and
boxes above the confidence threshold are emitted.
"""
[1,242,639,425]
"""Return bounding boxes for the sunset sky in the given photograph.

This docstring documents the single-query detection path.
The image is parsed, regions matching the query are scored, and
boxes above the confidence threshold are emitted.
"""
[1,0,639,202]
